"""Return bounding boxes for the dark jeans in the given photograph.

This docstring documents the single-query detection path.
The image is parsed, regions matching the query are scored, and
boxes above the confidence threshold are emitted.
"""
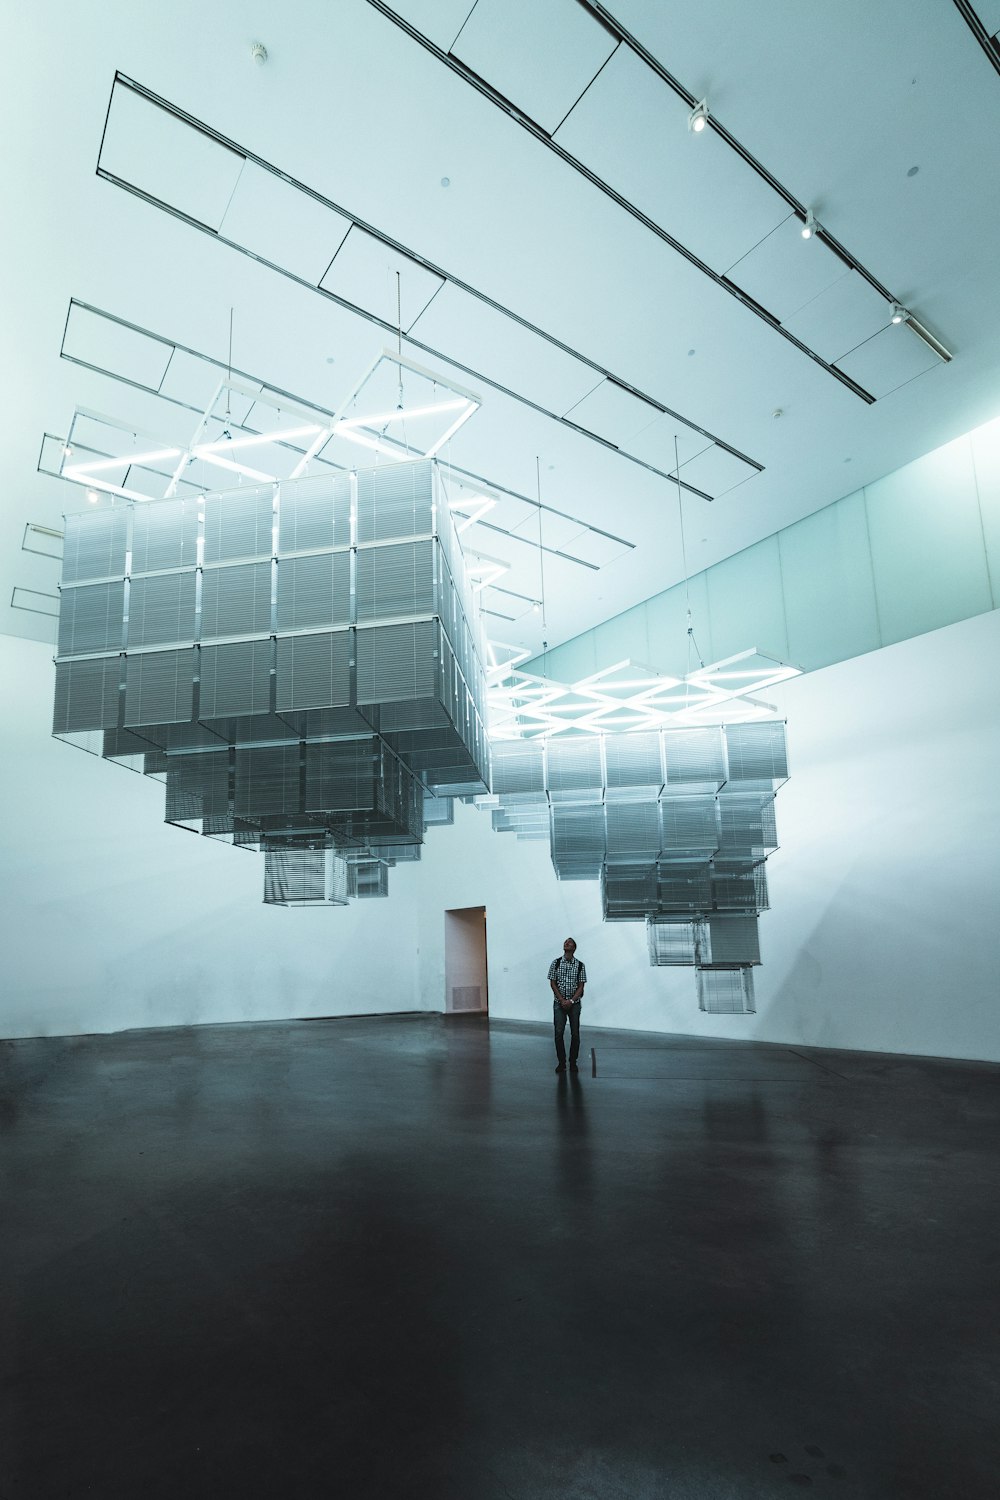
[553,1001,582,1066]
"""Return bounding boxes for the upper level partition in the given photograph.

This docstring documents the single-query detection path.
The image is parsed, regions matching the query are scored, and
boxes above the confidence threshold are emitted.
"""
[532,416,1000,683]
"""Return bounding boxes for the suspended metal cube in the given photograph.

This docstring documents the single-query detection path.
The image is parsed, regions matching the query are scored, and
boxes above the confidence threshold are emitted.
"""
[724,721,788,786]
[662,727,725,790]
[263,843,350,906]
[646,918,706,966]
[602,861,658,921]
[550,802,606,879]
[603,731,663,801]
[656,860,713,913]
[545,737,604,803]
[697,967,756,1015]
[700,915,762,966]
[605,800,661,862]
[347,860,390,899]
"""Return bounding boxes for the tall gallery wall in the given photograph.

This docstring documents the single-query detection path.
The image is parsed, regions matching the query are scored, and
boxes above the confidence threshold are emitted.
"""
[2,606,999,1060]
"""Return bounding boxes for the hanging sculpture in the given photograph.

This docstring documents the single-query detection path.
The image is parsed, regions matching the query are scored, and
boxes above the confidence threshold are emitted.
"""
[52,446,790,1014]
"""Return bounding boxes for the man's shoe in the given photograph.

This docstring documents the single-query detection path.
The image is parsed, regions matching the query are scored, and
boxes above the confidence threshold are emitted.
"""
[555,1064,566,1073]
[569,1062,579,1073]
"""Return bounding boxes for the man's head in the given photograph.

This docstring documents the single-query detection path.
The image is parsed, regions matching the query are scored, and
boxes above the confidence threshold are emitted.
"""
[563,938,577,957]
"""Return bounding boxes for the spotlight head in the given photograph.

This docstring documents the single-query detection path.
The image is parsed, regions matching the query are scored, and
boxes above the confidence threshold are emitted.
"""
[688,99,709,134]
[890,302,908,325]
[801,209,819,240]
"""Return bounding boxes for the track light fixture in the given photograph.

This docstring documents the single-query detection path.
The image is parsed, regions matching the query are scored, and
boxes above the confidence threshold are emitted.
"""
[890,302,908,324]
[688,99,709,134]
[801,209,819,240]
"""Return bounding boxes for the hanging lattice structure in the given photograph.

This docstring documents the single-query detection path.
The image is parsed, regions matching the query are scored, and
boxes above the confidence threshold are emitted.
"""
[481,720,789,1011]
[53,457,484,905]
[53,433,792,1005]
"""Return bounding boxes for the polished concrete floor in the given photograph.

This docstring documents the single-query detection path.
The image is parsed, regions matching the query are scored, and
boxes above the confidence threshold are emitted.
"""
[2,1014,999,1498]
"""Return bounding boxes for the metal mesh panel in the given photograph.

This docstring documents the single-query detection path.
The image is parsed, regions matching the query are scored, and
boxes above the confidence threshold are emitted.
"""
[657,861,712,911]
[131,499,199,574]
[370,839,422,862]
[605,801,661,862]
[275,552,351,631]
[165,751,231,826]
[604,731,663,799]
[347,859,390,898]
[355,540,435,622]
[356,621,438,704]
[697,967,756,1014]
[356,460,434,543]
[710,862,769,912]
[124,649,194,726]
[647,918,703,966]
[602,861,658,920]
[718,794,777,853]
[702,915,761,965]
[53,656,121,733]
[374,745,424,839]
[546,737,603,802]
[305,739,375,813]
[58,581,125,655]
[275,631,352,712]
[234,745,301,818]
[199,641,272,719]
[660,796,720,857]
[277,473,352,553]
[550,803,606,879]
[203,487,274,563]
[725,721,788,784]
[490,739,546,798]
[663,727,725,787]
[491,803,550,838]
[61,509,128,584]
[127,572,196,648]
[263,845,349,906]
[200,563,272,639]
[422,795,454,827]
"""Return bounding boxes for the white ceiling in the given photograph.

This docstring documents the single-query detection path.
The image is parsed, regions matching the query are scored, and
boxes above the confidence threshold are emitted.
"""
[5,0,1000,661]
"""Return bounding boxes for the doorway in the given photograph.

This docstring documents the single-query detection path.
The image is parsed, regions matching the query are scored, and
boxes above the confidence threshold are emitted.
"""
[444,906,489,1015]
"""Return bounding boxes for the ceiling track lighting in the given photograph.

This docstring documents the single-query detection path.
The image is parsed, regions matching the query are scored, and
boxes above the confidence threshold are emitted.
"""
[904,314,953,363]
[801,209,820,240]
[887,300,952,360]
[687,98,709,133]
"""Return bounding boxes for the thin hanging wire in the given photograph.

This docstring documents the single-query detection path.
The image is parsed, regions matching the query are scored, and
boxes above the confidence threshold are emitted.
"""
[393,271,408,455]
[674,435,705,680]
[536,456,548,672]
[223,307,234,434]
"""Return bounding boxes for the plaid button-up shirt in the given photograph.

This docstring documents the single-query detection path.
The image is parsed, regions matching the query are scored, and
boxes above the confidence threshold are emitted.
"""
[548,955,587,1002]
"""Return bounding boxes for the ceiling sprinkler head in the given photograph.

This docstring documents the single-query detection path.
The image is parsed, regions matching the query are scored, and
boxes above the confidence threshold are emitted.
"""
[250,42,268,66]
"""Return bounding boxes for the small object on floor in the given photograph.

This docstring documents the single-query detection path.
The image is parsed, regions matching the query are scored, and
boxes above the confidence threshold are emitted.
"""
[555,1064,566,1073]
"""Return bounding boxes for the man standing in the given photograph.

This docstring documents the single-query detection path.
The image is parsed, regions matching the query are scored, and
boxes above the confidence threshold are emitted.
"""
[549,937,587,1074]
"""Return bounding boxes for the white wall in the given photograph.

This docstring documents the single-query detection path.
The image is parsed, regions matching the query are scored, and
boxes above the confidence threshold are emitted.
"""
[412,608,1000,1062]
[0,635,426,1038]
[4,608,999,1059]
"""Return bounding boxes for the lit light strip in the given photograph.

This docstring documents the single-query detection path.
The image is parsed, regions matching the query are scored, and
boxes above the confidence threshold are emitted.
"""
[65,446,181,477]
[449,494,496,533]
[332,427,407,460]
[67,474,153,503]
[425,406,479,457]
[336,398,472,431]
[484,652,801,737]
[195,452,274,482]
